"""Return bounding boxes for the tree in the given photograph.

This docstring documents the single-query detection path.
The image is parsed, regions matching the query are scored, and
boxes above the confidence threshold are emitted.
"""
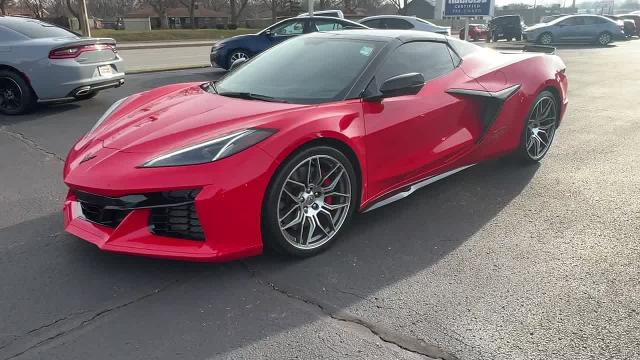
[20,0,51,18]
[229,0,249,25]
[0,0,14,15]
[262,0,284,21]
[66,0,79,19]
[178,0,197,28]
[146,0,175,28]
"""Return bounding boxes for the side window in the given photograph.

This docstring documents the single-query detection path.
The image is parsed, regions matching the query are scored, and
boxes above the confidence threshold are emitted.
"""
[270,20,305,36]
[314,19,344,31]
[377,42,455,83]
[361,19,382,28]
[590,17,607,24]
[562,17,585,26]
[383,18,414,29]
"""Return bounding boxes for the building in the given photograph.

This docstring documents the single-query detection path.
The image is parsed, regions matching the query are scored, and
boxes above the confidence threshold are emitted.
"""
[126,5,229,29]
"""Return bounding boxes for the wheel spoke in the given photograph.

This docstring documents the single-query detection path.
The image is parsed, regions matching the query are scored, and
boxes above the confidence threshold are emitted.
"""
[314,214,330,236]
[298,216,306,244]
[321,168,344,193]
[325,191,350,198]
[283,188,299,202]
[279,204,299,221]
[315,156,322,185]
[287,178,305,188]
[305,215,316,245]
[282,210,303,230]
[323,202,349,211]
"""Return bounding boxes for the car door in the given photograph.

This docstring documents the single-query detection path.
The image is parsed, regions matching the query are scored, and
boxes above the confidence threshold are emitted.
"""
[360,18,382,29]
[380,18,415,30]
[555,16,584,42]
[363,41,483,199]
[266,18,309,45]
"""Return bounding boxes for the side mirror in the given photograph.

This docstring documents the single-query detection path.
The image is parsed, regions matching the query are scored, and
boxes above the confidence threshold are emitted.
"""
[363,73,425,102]
[229,58,247,71]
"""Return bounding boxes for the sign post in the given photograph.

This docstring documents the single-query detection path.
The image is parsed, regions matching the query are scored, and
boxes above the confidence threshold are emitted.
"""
[79,0,91,37]
[443,0,493,41]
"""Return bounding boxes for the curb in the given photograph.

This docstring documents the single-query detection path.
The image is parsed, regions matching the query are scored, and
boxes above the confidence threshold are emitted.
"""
[126,64,213,75]
[119,42,214,50]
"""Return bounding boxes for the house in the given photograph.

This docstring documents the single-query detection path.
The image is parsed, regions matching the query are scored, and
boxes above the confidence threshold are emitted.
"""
[126,5,229,29]
[404,0,435,19]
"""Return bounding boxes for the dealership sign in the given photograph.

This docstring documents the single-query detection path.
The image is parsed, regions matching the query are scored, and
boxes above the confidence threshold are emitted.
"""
[444,0,492,16]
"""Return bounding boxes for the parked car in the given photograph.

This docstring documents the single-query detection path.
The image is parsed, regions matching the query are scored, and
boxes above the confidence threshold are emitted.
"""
[64,30,568,261]
[459,24,488,41]
[358,15,450,35]
[524,14,625,45]
[0,16,125,115]
[298,9,344,18]
[603,15,636,37]
[619,14,640,35]
[488,15,526,41]
[210,16,367,70]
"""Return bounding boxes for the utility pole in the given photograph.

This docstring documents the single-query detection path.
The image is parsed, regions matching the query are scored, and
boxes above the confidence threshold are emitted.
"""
[79,0,91,37]
[308,0,314,15]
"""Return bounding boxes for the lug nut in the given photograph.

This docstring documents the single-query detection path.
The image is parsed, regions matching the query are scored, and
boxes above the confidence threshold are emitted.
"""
[312,204,319,210]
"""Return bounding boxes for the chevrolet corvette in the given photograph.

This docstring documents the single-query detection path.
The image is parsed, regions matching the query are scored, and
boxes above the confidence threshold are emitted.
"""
[63,30,568,261]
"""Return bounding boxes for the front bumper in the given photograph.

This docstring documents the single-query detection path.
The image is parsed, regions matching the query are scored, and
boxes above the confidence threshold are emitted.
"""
[63,144,276,262]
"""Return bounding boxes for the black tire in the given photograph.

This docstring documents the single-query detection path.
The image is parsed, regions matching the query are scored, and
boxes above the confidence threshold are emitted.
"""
[227,49,250,68]
[537,32,553,45]
[262,145,359,257]
[492,31,500,42]
[516,90,559,163]
[75,91,99,101]
[515,34,522,41]
[597,31,612,46]
[0,69,36,115]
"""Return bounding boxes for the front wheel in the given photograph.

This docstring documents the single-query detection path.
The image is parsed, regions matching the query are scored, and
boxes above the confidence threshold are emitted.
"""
[262,146,358,257]
[227,49,250,69]
[516,90,558,163]
[538,32,553,45]
[597,32,612,46]
[0,70,36,115]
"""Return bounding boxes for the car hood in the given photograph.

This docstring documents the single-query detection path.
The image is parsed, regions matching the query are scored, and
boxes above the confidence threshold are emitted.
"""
[217,33,261,45]
[84,83,306,154]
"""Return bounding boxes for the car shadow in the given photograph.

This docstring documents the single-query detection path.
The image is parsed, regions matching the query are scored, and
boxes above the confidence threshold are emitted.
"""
[0,155,540,358]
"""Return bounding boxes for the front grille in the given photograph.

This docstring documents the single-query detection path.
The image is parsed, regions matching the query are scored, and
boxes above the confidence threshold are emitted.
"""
[149,204,204,241]
[80,202,131,227]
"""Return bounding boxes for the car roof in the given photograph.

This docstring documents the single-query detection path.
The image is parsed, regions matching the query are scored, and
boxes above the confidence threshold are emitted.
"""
[310,29,447,42]
[359,15,419,20]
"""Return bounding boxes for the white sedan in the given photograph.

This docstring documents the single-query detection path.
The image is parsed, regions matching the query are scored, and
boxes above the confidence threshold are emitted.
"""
[358,15,450,35]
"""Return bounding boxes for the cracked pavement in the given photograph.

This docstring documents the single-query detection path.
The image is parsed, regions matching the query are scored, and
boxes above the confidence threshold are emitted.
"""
[1,41,639,359]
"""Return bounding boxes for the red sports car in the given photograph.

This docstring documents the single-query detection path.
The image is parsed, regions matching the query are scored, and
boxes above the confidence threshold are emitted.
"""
[63,30,568,262]
[459,24,489,41]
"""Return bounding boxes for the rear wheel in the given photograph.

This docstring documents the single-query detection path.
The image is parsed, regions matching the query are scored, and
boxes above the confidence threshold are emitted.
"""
[0,70,35,115]
[516,90,558,163]
[597,31,612,46]
[262,146,358,257]
[538,32,553,45]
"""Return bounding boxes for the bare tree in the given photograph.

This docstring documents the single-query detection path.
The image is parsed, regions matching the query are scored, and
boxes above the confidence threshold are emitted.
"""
[20,0,51,18]
[178,0,197,28]
[146,0,175,28]
[65,0,79,19]
[229,0,249,25]
[262,0,284,21]
[0,0,14,15]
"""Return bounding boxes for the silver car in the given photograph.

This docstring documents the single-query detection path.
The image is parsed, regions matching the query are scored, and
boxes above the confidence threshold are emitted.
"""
[358,15,450,35]
[524,14,625,46]
[0,16,125,115]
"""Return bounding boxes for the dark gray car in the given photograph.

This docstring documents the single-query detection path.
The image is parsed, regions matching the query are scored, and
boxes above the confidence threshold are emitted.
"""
[524,14,625,45]
[0,16,125,115]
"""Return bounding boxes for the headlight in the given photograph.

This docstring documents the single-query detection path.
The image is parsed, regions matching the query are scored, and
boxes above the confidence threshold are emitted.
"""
[88,97,128,135]
[141,128,276,168]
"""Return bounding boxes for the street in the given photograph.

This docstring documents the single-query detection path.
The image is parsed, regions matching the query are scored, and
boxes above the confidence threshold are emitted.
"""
[1,40,640,360]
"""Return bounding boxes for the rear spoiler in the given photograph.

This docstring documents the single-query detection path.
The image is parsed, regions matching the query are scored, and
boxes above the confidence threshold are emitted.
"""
[493,44,556,55]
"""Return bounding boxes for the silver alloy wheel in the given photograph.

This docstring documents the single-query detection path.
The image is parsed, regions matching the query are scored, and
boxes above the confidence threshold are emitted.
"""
[540,33,553,45]
[0,77,23,112]
[598,32,611,45]
[277,155,352,250]
[230,51,249,63]
[526,96,557,160]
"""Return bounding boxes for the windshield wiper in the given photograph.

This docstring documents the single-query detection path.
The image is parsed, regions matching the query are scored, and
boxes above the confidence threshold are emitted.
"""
[218,91,288,103]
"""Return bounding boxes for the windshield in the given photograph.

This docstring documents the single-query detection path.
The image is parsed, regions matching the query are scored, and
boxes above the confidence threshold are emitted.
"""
[215,36,384,104]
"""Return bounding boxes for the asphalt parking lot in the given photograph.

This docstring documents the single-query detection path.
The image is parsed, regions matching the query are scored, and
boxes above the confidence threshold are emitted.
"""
[1,39,640,360]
